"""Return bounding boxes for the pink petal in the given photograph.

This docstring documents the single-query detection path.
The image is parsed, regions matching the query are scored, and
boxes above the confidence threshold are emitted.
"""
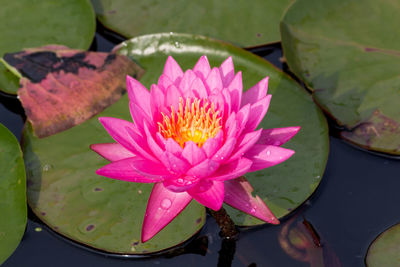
[208,158,253,181]
[245,95,272,132]
[142,182,192,242]
[219,56,235,87]
[241,77,269,106]
[90,143,135,162]
[165,84,182,110]
[228,129,262,162]
[224,177,279,224]
[257,126,301,146]
[227,71,242,113]
[162,56,183,84]
[186,159,220,178]
[150,84,165,122]
[182,141,206,165]
[191,77,208,98]
[205,67,223,93]
[193,55,211,81]
[225,112,239,139]
[125,126,159,162]
[157,74,174,92]
[161,151,190,174]
[222,88,231,117]
[165,138,183,156]
[96,157,171,182]
[99,117,154,159]
[189,181,225,211]
[245,145,295,172]
[143,122,164,157]
[202,130,224,158]
[126,76,152,118]
[179,69,197,96]
[129,101,153,131]
[212,138,236,163]
[236,104,250,136]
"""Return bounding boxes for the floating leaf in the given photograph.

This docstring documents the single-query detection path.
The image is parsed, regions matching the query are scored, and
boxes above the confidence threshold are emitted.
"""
[115,33,329,226]
[0,123,26,264]
[92,0,294,47]
[281,0,400,155]
[5,45,144,138]
[366,223,400,267]
[0,0,96,94]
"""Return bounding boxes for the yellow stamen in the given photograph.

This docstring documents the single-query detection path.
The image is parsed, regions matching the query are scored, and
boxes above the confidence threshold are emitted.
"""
[158,97,222,147]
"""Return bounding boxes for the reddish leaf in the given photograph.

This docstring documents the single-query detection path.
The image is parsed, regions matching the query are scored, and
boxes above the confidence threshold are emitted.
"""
[5,45,144,137]
[278,217,342,267]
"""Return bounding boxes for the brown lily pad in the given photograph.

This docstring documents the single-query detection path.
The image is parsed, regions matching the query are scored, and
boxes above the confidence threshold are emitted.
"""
[4,45,144,138]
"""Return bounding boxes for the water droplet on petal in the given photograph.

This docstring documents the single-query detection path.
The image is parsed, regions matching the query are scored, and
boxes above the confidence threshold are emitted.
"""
[177,178,184,184]
[266,150,271,156]
[250,208,256,214]
[161,198,172,210]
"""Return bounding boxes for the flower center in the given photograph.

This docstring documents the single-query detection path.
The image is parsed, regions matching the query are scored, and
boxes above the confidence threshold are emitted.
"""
[158,97,222,147]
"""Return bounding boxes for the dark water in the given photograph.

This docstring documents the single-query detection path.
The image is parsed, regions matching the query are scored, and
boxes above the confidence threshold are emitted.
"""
[1,32,400,267]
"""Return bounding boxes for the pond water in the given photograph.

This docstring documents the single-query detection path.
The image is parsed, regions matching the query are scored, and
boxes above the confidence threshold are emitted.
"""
[1,32,400,267]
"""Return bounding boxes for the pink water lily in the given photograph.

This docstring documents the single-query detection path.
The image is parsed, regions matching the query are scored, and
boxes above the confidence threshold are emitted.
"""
[91,55,300,242]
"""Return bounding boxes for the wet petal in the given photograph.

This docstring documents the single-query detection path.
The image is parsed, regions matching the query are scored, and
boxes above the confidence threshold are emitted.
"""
[90,143,135,162]
[142,183,192,242]
[257,126,301,146]
[165,138,183,157]
[161,151,191,174]
[208,158,252,181]
[245,145,295,172]
[228,129,262,162]
[241,77,269,106]
[182,141,206,165]
[224,177,279,224]
[96,157,171,182]
[245,95,272,132]
[212,138,236,163]
[186,159,220,178]
[189,181,225,211]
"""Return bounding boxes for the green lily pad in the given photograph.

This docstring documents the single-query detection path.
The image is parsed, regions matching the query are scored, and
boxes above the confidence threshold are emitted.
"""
[115,33,329,226]
[0,0,96,94]
[0,123,26,264]
[91,0,294,47]
[281,0,400,155]
[366,223,400,266]
[23,98,205,254]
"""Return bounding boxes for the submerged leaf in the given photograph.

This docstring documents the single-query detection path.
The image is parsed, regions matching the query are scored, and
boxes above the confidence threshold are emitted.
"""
[4,45,144,137]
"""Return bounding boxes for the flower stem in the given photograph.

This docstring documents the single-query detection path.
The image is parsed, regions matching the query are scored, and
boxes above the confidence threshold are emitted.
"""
[208,207,238,239]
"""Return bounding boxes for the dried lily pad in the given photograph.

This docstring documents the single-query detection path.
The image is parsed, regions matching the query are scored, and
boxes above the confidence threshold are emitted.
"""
[281,0,400,155]
[5,45,144,138]
[115,33,329,226]
[91,0,294,47]
[0,123,26,264]
[0,0,96,94]
[366,223,400,266]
